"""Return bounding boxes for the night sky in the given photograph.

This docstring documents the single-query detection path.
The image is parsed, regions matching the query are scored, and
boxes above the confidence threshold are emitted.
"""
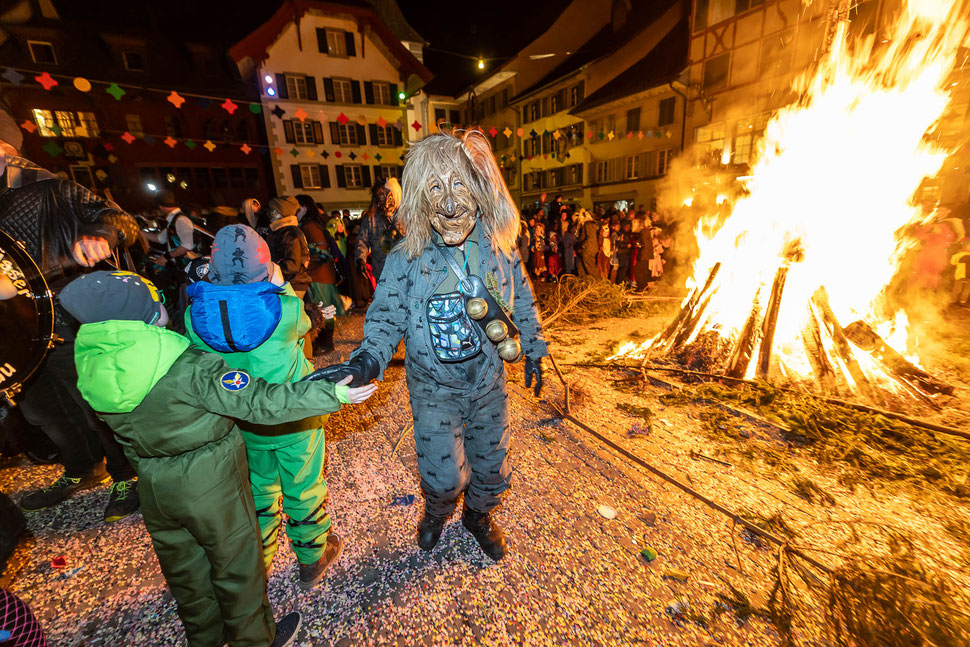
[55,0,570,97]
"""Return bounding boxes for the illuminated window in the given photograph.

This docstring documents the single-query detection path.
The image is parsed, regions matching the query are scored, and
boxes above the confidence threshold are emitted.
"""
[333,79,354,103]
[31,109,99,138]
[343,164,363,188]
[379,164,400,179]
[375,124,395,146]
[28,40,55,64]
[300,164,322,189]
[372,82,391,106]
[286,75,309,100]
[627,107,641,132]
[293,121,314,145]
[658,97,676,126]
[733,133,753,164]
[325,30,348,57]
[657,149,674,175]
[625,154,642,180]
[337,124,358,146]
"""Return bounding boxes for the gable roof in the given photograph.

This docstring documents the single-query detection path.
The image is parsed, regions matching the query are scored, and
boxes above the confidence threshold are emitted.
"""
[229,0,431,84]
[512,0,678,103]
[570,19,688,114]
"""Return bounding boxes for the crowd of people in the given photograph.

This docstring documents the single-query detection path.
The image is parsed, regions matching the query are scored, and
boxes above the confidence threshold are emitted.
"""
[515,192,673,289]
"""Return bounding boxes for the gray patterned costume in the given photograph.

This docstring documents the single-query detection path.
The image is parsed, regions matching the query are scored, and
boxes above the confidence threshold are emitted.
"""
[351,232,547,516]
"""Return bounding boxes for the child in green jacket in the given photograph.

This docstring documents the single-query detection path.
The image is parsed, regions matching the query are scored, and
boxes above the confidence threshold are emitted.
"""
[184,225,338,589]
[59,270,376,647]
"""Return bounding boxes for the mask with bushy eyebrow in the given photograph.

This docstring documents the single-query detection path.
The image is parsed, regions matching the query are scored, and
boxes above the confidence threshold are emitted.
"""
[428,168,478,246]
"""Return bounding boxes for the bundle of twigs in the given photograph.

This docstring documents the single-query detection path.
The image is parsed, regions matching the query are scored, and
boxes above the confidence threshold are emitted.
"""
[536,276,675,327]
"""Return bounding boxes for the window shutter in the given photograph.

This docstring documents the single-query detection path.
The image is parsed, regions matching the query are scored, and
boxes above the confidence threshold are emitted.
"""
[336,165,346,188]
[356,123,366,145]
[312,121,324,144]
[398,165,404,178]
[361,165,371,188]
[329,122,340,145]
[316,28,327,53]
[319,164,330,188]
[393,127,402,146]
[389,83,399,106]
[350,81,362,104]
[363,82,374,105]
[372,165,381,182]
[276,74,289,99]
[368,124,379,145]
[291,165,303,189]
[323,78,335,102]
[283,120,295,143]
[306,77,317,101]
[344,31,356,57]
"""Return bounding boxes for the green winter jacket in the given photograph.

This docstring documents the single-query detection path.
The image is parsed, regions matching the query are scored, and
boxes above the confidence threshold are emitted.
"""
[74,320,347,472]
[184,283,321,449]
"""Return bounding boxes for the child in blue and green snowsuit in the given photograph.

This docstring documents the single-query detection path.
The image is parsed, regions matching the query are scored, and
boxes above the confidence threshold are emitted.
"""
[184,224,339,590]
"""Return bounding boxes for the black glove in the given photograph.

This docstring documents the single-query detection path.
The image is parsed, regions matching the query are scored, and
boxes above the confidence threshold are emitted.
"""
[524,356,543,397]
[302,351,380,387]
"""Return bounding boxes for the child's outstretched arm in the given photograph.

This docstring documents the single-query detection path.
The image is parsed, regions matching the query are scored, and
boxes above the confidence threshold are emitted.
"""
[192,353,376,424]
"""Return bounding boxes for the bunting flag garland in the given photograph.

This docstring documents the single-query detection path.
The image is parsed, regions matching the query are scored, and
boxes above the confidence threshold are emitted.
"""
[411,120,422,132]
[221,98,238,115]
[289,148,299,157]
[361,152,368,161]
[294,107,308,122]
[103,142,113,151]
[203,140,216,152]
[394,119,404,130]
[349,152,357,160]
[3,68,23,85]
[516,128,524,137]
[248,103,262,114]
[503,127,512,138]
[273,147,283,156]
[35,72,58,90]
[20,120,37,134]
[73,77,91,92]
[167,91,185,108]
[271,105,286,119]
[185,140,197,150]
[240,143,251,154]
[42,141,63,157]
[337,113,349,125]
[164,136,177,148]
[357,115,368,126]
[334,151,342,158]
[105,83,126,100]
[121,131,135,144]
[320,150,329,159]
[305,149,314,158]
[373,153,381,162]
[488,126,498,137]
[376,116,387,128]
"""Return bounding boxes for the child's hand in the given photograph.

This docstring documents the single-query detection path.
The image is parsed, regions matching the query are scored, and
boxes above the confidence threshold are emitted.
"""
[337,375,378,403]
[320,304,337,319]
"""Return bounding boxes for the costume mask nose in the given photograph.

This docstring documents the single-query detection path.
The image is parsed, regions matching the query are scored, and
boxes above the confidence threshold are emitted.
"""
[443,195,457,217]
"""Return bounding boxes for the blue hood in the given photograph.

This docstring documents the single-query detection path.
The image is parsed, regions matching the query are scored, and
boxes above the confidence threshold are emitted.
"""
[185,281,283,352]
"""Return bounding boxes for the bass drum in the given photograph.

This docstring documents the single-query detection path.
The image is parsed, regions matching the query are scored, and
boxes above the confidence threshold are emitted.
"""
[0,229,54,405]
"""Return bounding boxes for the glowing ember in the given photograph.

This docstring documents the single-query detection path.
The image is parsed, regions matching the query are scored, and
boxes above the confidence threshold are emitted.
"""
[613,0,967,403]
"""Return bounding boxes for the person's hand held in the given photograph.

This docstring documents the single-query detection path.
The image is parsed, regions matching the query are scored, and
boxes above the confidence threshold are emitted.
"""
[321,304,337,319]
[72,237,111,267]
[346,382,378,403]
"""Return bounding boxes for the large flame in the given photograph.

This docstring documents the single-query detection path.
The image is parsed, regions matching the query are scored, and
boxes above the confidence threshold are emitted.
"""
[614,0,968,400]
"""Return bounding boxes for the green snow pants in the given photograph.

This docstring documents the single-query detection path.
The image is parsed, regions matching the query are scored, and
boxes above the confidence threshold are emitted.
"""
[137,432,275,647]
[245,428,331,568]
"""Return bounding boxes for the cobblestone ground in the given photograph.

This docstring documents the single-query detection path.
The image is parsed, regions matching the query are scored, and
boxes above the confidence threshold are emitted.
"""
[1,313,785,646]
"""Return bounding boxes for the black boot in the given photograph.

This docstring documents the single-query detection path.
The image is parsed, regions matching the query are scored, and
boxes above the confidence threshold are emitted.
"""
[461,505,507,561]
[417,509,448,551]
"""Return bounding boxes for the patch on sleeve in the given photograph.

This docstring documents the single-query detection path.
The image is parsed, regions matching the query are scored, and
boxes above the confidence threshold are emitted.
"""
[220,371,250,391]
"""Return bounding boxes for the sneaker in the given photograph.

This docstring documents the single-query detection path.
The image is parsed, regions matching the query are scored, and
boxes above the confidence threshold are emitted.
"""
[270,611,302,647]
[20,470,108,512]
[298,533,342,591]
[104,478,140,522]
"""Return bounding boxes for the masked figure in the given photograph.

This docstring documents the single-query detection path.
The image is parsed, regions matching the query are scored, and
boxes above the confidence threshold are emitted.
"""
[354,176,402,285]
[314,130,547,560]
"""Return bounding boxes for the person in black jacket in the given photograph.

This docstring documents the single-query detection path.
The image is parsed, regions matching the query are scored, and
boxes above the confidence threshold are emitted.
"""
[265,196,311,298]
[354,176,401,284]
[0,115,142,522]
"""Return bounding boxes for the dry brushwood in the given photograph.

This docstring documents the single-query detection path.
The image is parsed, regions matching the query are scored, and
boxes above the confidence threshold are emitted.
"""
[536,276,674,327]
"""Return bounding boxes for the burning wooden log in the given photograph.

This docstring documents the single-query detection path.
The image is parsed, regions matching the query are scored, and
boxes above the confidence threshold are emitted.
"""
[810,288,878,403]
[653,262,721,352]
[726,294,763,378]
[756,266,790,379]
[801,305,838,392]
[843,321,953,396]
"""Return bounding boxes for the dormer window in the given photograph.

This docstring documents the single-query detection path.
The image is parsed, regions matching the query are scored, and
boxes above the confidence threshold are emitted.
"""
[123,51,145,71]
[28,41,56,64]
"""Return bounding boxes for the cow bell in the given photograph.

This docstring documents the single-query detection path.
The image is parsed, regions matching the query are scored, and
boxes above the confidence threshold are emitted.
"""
[485,319,508,342]
[497,337,522,362]
[465,297,488,320]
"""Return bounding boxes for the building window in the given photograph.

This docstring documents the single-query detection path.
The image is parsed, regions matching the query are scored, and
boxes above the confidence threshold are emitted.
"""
[547,168,564,187]
[372,82,391,105]
[333,79,354,103]
[595,161,609,184]
[733,133,753,164]
[70,165,94,188]
[32,109,100,138]
[375,124,395,146]
[122,51,145,71]
[286,75,309,100]
[625,154,642,180]
[27,40,55,64]
[566,163,582,185]
[293,121,315,145]
[627,108,641,132]
[337,124,358,146]
[703,53,731,91]
[300,164,323,189]
[126,114,144,137]
[657,149,674,175]
[326,29,348,57]
[527,102,539,122]
[694,122,726,160]
[343,164,363,188]
[379,164,400,179]
[658,97,676,127]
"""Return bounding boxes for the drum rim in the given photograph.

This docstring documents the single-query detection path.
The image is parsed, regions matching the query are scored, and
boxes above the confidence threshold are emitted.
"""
[0,228,55,398]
